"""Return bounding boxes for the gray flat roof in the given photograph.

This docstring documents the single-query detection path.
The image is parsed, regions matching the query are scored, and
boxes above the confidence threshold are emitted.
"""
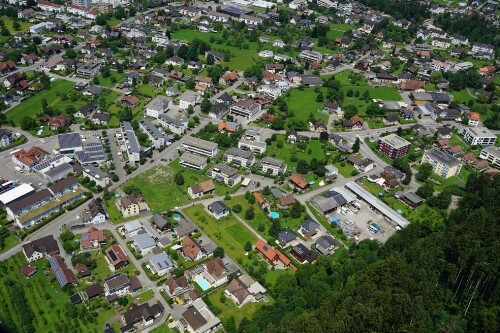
[180,152,208,166]
[239,138,266,149]
[424,148,462,167]
[463,126,496,138]
[379,134,411,149]
[345,181,410,228]
[183,136,218,151]
[84,165,108,179]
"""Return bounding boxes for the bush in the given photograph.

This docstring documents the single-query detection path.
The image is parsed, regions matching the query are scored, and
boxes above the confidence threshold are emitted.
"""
[232,204,242,213]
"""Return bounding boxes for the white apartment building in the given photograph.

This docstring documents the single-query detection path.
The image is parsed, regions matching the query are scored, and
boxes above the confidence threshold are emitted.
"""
[422,148,462,179]
[479,146,500,168]
[238,138,266,154]
[462,127,497,146]
[145,96,172,118]
[158,115,188,135]
[182,136,219,157]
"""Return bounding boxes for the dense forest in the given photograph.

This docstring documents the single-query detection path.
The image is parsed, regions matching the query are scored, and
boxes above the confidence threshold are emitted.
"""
[357,0,430,22]
[434,13,500,46]
[238,173,500,333]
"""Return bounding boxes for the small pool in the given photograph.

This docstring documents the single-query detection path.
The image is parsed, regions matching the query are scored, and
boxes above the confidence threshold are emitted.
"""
[329,216,340,223]
[114,193,121,198]
[269,211,279,219]
[173,214,181,220]
[195,278,211,291]
[309,181,315,185]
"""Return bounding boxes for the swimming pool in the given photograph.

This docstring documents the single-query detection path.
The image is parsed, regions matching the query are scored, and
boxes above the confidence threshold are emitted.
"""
[173,214,181,220]
[269,211,279,219]
[195,278,211,291]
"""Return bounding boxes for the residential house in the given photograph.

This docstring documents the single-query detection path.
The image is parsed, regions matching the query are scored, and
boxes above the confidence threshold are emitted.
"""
[224,275,267,307]
[291,243,318,263]
[207,200,230,220]
[133,233,156,255]
[117,195,140,218]
[289,173,309,191]
[278,229,297,247]
[50,255,78,288]
[165,276,191,297]
[182,236,206,261]
[105,245,129,271]
[347,156,375,172]
[343,115,364,130]
[80,227,105,249]
[158,115,188,135]
[176,299,221,333]
[22,235,60,262]
[315,235,340,254]
[299,219,320,237]
[188,180,215,199]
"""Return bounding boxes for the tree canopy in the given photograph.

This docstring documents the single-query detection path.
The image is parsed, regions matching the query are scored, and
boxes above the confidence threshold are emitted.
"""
[240,173,500,333]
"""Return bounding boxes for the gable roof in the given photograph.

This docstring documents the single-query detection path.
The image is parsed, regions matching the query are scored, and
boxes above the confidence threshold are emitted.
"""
[182,236,203,260]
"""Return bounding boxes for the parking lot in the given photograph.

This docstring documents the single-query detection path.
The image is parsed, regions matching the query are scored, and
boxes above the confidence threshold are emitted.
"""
[333,199,397,243]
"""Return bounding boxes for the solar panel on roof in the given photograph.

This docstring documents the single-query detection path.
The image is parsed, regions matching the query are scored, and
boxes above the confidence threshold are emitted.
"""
[108,250,118,261]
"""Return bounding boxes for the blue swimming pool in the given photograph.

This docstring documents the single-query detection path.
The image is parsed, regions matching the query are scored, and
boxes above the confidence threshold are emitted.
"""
[173,214,181,220]
[196,278,211,291]
[269,211,279,219]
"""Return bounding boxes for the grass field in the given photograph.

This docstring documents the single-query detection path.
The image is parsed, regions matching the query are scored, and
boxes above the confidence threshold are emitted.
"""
[334,70,402,115]
[122,159,236,213]
[450,88,474,105]
[0,253,103,333]
[1,16,32,33]
[98,71,125,88]
[183,204,258,266]
[171,29,262,71]
[7,80,83,125]
[283,88,330,127]
[266,135,326,169]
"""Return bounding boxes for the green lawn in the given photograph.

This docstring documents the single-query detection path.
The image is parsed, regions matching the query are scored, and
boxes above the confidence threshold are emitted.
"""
[0,253,103,333]
[333,160,357,177]
[1,16,32,33]
[283,88,330,127]
[183,205,257,266]
[207,288,262,327]
[266,135,326,169]
[171,29,265,71]
[450,89,474,105]
[0,233,20,254]
[97,71,125,88]
[7,80,83,125]
[334,70,402,115]
[430,168,470,193]
[123,159,238,213]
